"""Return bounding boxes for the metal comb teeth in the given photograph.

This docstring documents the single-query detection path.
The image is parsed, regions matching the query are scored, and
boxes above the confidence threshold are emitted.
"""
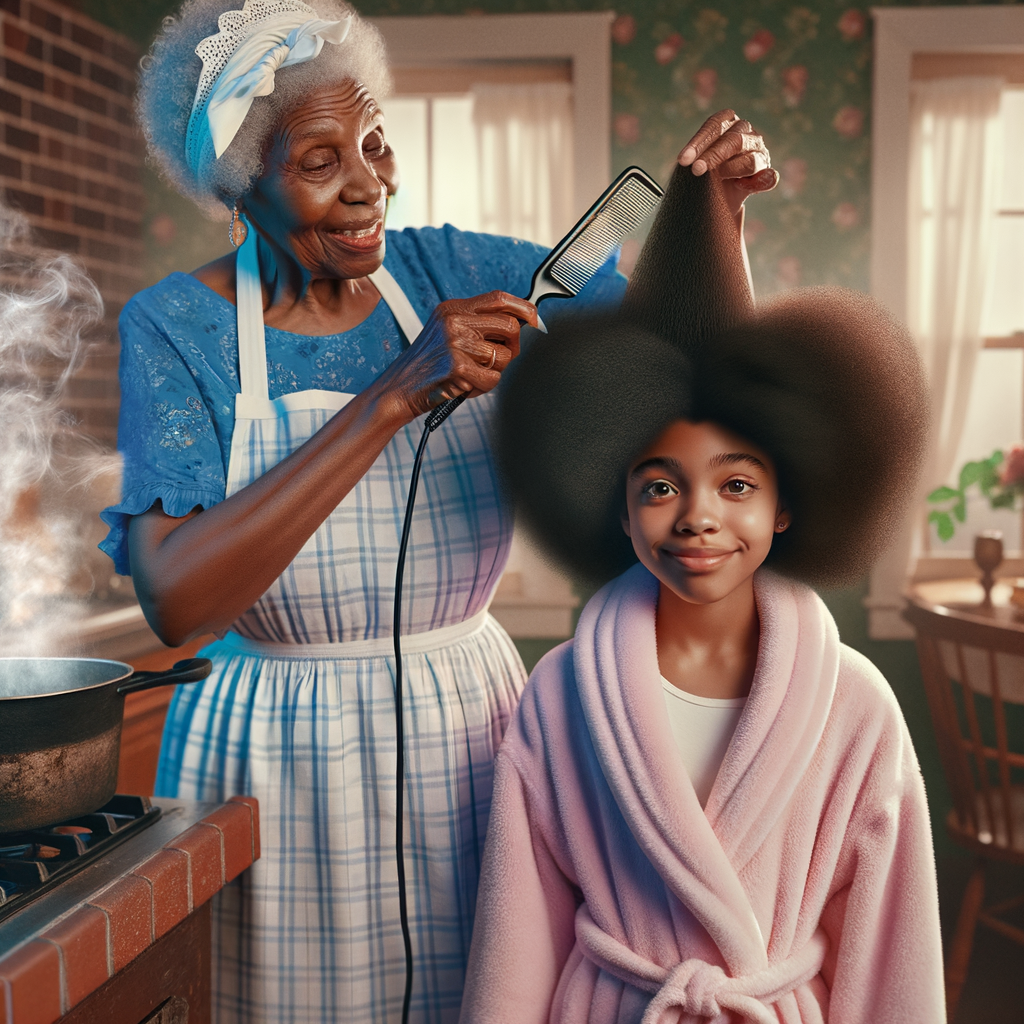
[549,178,662,295]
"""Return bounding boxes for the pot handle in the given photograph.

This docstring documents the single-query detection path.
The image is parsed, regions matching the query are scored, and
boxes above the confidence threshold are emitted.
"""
[116,658,213,695]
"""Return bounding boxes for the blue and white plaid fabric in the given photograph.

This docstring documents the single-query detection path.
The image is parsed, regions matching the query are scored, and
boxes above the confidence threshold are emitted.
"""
[156,382,525,1023]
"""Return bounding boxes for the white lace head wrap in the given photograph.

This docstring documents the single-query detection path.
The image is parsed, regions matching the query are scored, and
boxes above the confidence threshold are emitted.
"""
[185,0,350,182]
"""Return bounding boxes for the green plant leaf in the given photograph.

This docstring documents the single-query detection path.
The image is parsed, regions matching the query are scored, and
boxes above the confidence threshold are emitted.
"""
[929,510,956,542]
[960,460,989,489]
[991,490,1016,509]
[953,497,967,523]
[927,485,960,503]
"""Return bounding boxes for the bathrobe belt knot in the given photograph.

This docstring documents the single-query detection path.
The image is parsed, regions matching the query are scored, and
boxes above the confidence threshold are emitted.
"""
[574,905,829,1024]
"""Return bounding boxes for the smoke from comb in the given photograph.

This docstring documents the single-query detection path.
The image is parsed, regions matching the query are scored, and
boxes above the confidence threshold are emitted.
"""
[0,202,120,655]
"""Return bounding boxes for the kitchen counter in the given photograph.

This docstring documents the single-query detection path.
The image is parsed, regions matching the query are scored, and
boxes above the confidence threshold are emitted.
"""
[0,797,259,1024]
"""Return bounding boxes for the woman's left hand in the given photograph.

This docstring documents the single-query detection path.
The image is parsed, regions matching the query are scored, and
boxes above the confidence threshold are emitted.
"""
[677,110,778,217]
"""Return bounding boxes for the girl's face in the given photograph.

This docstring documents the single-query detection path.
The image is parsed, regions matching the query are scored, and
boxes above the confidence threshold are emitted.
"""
[623,419,790,606]
[244,78,399,280]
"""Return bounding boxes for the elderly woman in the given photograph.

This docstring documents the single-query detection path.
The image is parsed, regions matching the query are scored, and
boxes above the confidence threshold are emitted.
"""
[100,0,776,1021]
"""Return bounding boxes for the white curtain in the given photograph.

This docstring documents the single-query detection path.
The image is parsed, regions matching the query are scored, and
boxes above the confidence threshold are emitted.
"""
[472,82,574,247]
[868,77,1003,637]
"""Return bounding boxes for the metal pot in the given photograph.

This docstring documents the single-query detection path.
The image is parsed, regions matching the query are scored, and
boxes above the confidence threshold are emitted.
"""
[0,657,211,833]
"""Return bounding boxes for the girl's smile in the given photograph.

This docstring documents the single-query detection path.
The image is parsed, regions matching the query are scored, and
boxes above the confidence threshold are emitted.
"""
[623,419,790,607]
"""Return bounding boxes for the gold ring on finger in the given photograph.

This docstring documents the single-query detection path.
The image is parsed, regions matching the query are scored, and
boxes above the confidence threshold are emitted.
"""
[486,346,496,370]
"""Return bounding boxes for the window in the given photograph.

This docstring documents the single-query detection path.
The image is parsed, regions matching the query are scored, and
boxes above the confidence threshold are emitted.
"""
[923,87,1024,555]
[381,68,575,246]
[868,6,1024,639]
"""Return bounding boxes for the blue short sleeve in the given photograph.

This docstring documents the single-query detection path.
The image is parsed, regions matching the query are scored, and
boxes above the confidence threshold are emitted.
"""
[382,225,626,324]
[99,297,228,576]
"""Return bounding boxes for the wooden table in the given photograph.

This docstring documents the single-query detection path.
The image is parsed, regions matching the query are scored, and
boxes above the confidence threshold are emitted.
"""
[907,578,1024,635]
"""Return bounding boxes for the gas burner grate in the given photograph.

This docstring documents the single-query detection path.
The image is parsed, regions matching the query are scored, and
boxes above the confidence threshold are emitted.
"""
[0,795,161,923]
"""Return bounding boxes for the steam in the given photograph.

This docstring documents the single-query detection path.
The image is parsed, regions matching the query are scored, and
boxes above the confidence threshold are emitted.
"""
[0,203,122,656]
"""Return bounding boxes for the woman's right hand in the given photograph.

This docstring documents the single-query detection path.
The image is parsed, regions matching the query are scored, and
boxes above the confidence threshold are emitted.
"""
[128,289,537,647]
[375,291,539,423]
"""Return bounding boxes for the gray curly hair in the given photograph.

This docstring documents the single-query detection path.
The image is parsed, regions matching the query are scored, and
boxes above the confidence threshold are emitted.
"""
[138,0,392,216]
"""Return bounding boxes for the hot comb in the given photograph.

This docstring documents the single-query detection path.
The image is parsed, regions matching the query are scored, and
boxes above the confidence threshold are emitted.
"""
[430,165,664,427]
[525,166,664,305]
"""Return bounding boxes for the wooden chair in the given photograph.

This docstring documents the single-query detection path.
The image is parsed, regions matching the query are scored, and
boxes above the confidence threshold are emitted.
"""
[904,600,1024,1019]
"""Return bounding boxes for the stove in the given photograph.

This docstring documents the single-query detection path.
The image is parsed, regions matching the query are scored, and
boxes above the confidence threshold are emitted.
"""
[0,794,160,924]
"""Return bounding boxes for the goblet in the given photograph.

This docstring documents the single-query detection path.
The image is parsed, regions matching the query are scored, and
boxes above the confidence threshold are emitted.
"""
[974,530,1004,608]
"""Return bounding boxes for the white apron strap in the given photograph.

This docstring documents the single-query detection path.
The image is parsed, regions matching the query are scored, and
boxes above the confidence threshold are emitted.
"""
[368,264,423,344]
[234,238,424,402]
[235,229,269,400]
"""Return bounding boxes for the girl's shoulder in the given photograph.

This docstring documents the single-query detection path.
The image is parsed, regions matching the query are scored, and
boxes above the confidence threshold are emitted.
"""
[834,643,904,722]
[829,643,918,791]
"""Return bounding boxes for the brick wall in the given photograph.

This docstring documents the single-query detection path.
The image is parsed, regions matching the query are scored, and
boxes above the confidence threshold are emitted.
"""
[0,0,143,444]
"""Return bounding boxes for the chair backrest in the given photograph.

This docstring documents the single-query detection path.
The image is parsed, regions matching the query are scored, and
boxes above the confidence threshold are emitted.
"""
[904,601,1024,859]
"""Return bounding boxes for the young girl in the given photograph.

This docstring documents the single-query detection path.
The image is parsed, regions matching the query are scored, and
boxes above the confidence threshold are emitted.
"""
[459,168,945,1023]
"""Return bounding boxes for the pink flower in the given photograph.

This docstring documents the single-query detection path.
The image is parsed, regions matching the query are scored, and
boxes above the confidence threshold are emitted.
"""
[777,256,801,289]
[693,67,718,110]
[744,29,775,63]
[831,202,859,230]
[837,9,866,42]
[782,65,808,107]
[1000,444,1024,487]
[614,113,640,146]
[832,105,864,139]
[654,32,684,65]
[744,218,766,246]
[611,14,636,46]
[779,157,807,197]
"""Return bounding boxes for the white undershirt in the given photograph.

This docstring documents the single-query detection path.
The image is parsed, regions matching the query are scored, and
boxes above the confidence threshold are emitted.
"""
[661,677,745,808]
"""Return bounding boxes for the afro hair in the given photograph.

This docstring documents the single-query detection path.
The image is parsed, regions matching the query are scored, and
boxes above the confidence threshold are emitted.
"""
[496,290,927,589]
[622,163,752,352]
[497,318,692,584]
[693,287,929,587]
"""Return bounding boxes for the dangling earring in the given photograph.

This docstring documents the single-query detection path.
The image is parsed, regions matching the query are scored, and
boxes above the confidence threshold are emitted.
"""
[229,202,248,248]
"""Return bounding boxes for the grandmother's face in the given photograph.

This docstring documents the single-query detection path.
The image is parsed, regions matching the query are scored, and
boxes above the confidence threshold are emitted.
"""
[623,419,789,607]
[244,79,398,279]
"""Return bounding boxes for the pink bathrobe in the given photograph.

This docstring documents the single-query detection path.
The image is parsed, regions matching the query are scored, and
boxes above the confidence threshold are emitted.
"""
[460,565,944,1024]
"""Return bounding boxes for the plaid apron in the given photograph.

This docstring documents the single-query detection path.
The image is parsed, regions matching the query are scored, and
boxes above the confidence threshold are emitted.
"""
[155,232,525,1023]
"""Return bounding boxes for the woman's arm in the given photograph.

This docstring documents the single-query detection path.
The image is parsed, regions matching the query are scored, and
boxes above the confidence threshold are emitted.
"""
[128,290,536,646]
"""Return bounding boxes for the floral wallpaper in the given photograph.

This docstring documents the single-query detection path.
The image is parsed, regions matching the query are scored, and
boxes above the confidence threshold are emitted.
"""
[603,1,874,295]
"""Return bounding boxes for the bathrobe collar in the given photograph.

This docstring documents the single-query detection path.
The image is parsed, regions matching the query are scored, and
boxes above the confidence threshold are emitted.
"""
[572,563,840,977]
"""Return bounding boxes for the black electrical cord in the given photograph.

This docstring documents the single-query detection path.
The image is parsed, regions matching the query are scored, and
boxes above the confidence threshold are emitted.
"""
[391,392,465,1024]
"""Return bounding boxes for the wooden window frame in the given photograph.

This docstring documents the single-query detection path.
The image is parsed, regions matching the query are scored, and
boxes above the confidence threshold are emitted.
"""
[369,12,613,223]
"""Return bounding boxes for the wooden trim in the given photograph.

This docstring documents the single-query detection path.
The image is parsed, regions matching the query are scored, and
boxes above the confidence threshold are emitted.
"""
[392,60,571,94]
[912,52,1024,83]
[984,333,1024,349]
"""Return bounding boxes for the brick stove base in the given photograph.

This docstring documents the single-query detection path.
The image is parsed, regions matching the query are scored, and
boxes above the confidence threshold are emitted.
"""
[0,797,259,1024]
[58,904,210,1024]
